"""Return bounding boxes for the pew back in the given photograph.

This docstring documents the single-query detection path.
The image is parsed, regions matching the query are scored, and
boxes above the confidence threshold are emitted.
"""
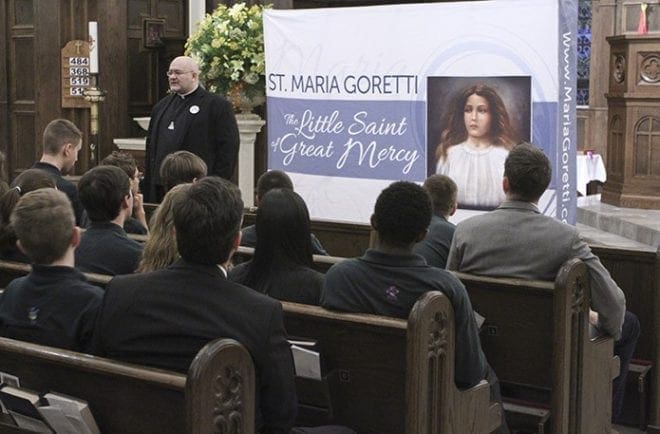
[0,337,255,434]
[234,217,660,431]
[591,245,660,430]
[0,261,111,289]
[282,292,497,434]
[454,259,616,434]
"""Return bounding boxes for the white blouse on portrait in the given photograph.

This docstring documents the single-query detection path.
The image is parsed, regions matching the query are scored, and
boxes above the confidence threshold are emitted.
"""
[436,142,509,209]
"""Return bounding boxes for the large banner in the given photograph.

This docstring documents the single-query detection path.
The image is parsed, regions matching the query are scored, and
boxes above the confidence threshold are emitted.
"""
[264,0,577,224]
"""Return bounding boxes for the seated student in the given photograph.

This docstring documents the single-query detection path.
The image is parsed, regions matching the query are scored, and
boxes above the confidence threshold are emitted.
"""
[0,169,56,262]
[413,174,457,268]
[32,119,87,226]
[159,150,207,193]
[321,181,508,433]
[91,177,297,433]
[136,183,191,273]
[101,151,148,235]
[230,188,324,305]
[0,189,103,351]
[75,166,143,275]
[242,170,328,255]
[447,142,639,422]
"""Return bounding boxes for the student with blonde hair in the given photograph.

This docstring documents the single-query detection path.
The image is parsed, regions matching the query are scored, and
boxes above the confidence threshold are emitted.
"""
[137,183,191,273]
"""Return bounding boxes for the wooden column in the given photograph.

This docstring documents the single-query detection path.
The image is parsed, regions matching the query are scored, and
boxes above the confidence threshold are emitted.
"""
[97,0,129,164]
[602,34,660,209]
[579,0,617,157]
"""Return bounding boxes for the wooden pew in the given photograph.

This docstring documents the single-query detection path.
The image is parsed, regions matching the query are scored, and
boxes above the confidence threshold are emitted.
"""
[0,260,111,289]
[590,245,660,433]
[233,216,660,430]
[0,336,255,434]
[232,246,343,274]
[282,291,502,434]
[454,259,619,434]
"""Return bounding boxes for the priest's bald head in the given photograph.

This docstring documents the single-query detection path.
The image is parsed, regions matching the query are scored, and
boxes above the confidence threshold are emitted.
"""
[166,56,200,95]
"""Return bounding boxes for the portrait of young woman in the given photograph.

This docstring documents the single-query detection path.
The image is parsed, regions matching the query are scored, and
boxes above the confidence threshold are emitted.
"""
[427,77,531,210]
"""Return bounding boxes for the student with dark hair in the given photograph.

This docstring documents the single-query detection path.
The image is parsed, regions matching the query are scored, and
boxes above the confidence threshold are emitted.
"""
[101,151,148,234]
[241,170,328,255]
[0,189,103,351]
[255,170,294,201]
[230,188,324,305]
[32,118,87,225]
[92,177,297,433]
[0,169,56,262]
[321,181,507,432]
[413,174,458,268]
[448,142,639,422]
[75,165,142,275]
[159,150,207,192]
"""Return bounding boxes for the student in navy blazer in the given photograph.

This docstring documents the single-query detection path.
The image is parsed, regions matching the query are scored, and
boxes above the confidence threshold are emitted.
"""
[92,177,297,434]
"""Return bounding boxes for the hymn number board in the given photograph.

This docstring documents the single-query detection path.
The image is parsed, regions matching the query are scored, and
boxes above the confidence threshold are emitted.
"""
[61,40,91,108]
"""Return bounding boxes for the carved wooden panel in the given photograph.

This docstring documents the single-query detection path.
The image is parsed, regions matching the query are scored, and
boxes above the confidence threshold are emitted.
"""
[157,0,185,36]
[126,0,186,125]
[212,366,245,433]
[634,116,660,176]
[604,35,660,208]
[613,53,626,84]
[639,52,660,84]
[128,38,154,107]
[11,37,34,101]
[609,114,624,176]
[129,0,150,29]
[13,0,34,26]
[12,112,35,170]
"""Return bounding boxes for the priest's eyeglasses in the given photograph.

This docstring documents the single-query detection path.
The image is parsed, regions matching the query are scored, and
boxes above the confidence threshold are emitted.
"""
[166,70,193,77]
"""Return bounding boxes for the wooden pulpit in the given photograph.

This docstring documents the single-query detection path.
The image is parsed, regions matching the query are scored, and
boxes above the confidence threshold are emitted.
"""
[603,34,660,209]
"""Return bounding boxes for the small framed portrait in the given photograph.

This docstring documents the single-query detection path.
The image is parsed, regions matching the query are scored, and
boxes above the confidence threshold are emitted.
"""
[143,18,165,49]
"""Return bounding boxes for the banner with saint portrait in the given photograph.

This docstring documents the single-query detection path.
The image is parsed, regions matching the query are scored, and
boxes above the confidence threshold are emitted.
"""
[263,0,577,224]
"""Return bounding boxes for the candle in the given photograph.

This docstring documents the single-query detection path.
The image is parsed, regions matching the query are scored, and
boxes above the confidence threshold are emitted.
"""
[88,21,98,74]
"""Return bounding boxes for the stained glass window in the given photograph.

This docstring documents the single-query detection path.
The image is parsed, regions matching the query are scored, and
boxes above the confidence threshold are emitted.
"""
[577,0,592,106]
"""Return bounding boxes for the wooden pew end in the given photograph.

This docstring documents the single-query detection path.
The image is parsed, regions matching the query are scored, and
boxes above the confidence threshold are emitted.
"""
[488,401,503,433]
[611,356,621,381]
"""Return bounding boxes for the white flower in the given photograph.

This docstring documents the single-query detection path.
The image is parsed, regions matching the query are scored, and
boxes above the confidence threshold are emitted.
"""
[185,2,268,96]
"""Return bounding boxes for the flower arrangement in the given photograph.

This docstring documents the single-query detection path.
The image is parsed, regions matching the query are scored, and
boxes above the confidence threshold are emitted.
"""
[185,3,269,108]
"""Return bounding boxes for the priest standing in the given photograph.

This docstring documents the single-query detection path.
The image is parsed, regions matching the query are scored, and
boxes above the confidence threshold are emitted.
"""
[144,56,239,202]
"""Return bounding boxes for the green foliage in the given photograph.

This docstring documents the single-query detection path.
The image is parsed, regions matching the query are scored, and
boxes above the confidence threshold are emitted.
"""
[185,3,270,98]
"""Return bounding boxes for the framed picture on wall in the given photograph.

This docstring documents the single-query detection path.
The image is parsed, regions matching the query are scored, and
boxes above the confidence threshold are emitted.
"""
[143,18,165,48]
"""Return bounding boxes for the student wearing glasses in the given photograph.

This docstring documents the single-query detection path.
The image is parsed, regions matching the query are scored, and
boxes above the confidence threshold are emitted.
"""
[144,56,239,202]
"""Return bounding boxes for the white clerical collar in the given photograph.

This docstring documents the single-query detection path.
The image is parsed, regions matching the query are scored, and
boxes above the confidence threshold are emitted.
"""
[177,84,199,99]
